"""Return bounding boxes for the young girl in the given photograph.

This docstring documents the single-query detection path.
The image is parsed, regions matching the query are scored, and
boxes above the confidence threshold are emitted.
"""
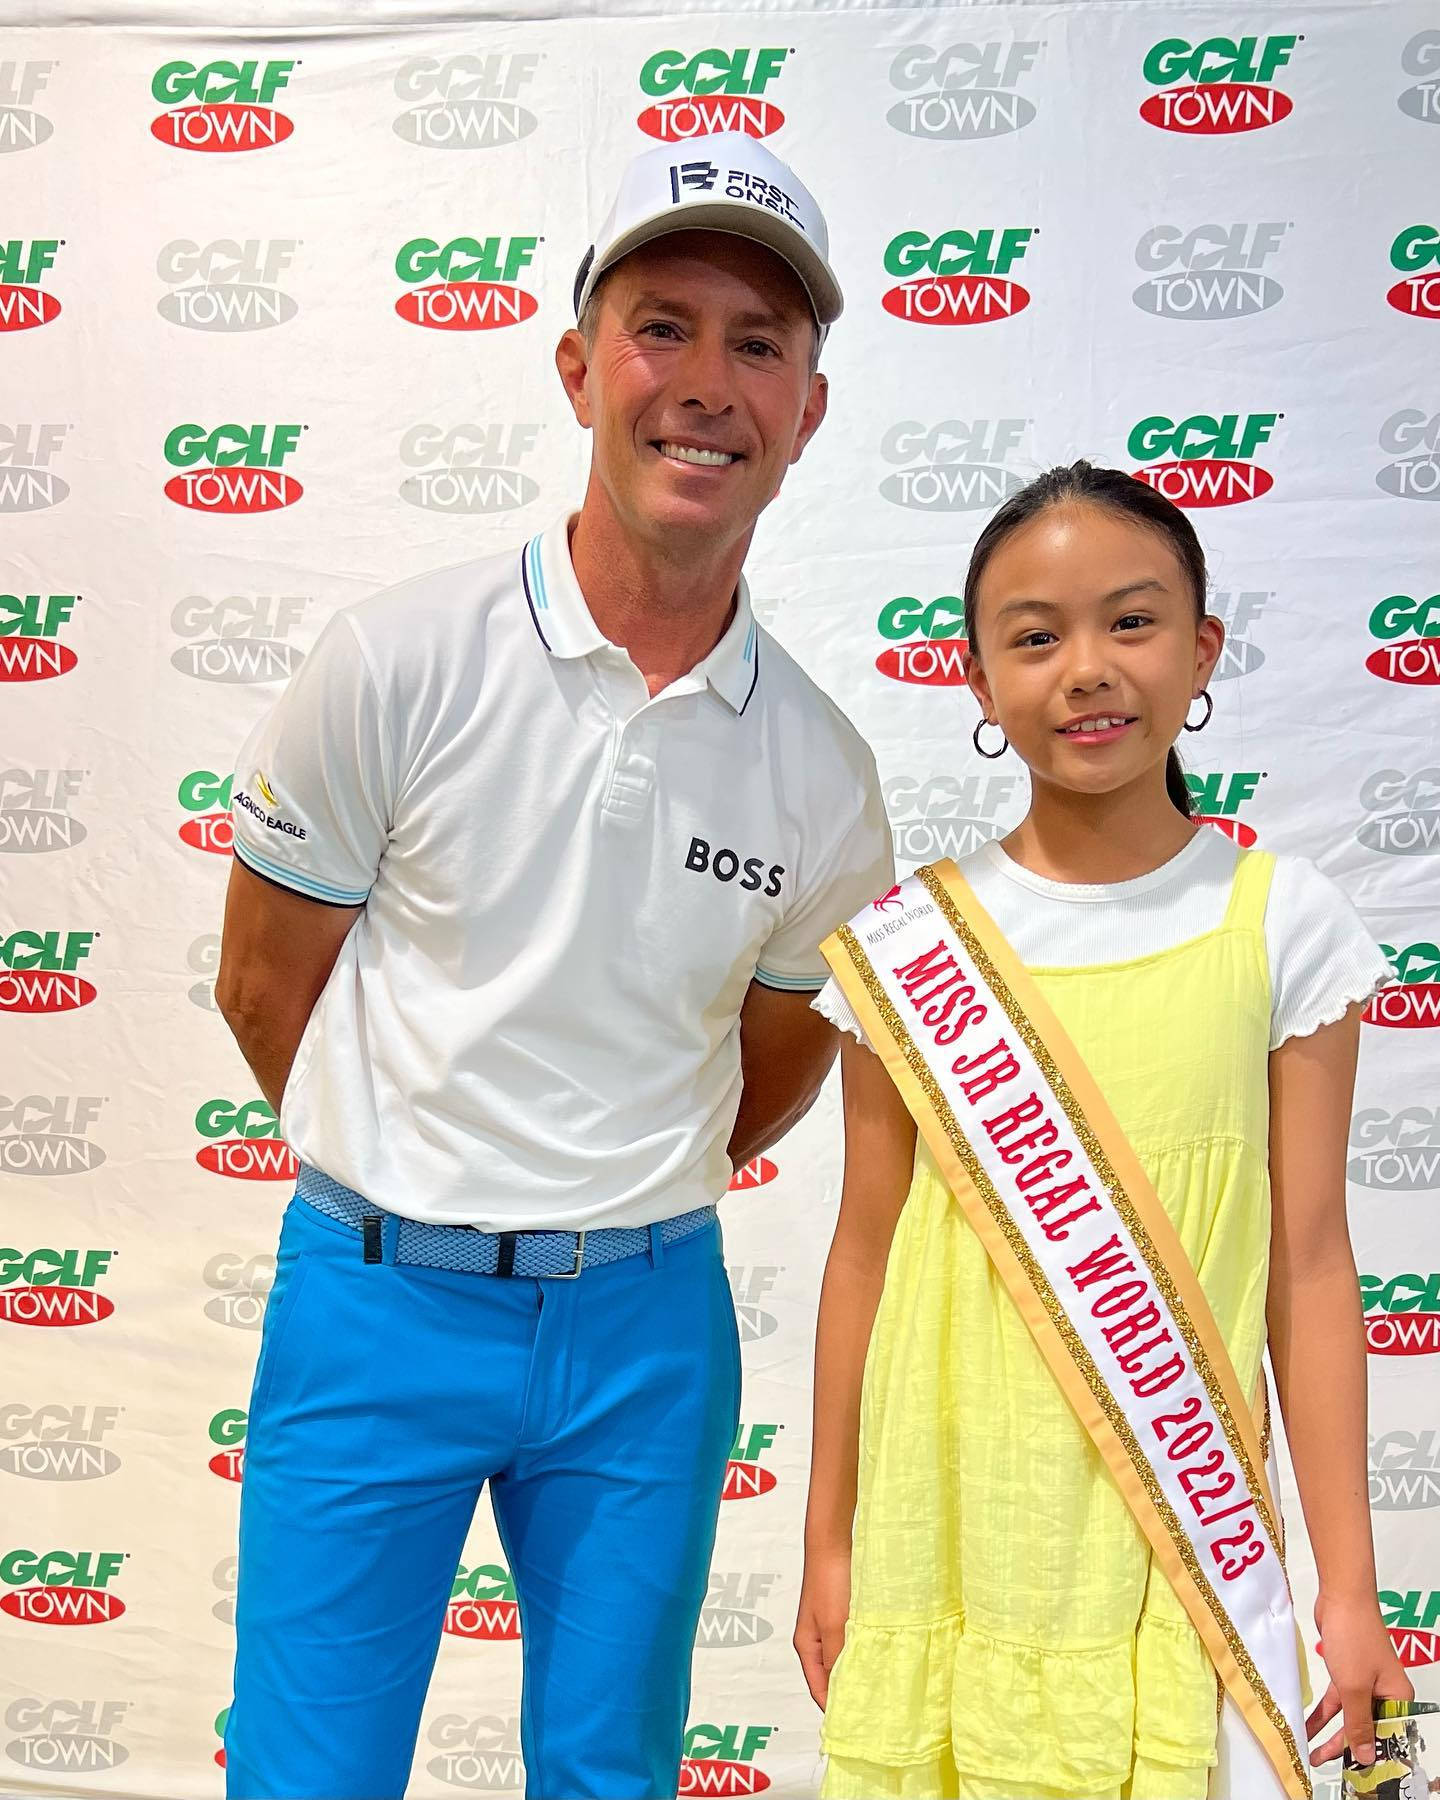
[797,462,1411,1800]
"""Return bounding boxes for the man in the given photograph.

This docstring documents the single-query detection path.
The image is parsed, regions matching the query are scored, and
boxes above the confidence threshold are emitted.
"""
[216,132,892,1800]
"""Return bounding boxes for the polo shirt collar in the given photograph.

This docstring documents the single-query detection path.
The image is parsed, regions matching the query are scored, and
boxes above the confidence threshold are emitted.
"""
[525,515,760,716]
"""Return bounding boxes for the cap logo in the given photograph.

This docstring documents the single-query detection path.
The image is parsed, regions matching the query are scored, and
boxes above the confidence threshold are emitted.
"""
[669,159,719,199]
[668,157,807,232]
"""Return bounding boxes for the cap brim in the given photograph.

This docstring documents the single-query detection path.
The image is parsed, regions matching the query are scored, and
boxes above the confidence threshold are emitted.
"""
[583,202,843,327]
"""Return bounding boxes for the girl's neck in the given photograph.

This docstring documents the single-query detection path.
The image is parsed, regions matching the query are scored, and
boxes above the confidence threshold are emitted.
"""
[1001,769,1198,886]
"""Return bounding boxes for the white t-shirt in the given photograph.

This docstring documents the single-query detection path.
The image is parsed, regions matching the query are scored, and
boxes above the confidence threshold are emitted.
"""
[814,831,1392,1053]
[231,516,894,1230]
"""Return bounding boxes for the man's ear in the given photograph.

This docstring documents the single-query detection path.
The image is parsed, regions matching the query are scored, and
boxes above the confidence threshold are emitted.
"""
[555,327,592,429]
[787,371,829,467]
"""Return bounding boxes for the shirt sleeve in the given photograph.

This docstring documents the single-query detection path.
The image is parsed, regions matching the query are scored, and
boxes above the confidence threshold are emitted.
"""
[755,756,896,993]
[810,974,879,1051]
[229,612,394,907]
[1265,855,1394,1050]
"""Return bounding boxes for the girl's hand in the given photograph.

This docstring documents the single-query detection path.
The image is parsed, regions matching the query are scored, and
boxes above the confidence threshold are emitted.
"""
[1306,1589,1414,1767]
[794,1543,851,1710]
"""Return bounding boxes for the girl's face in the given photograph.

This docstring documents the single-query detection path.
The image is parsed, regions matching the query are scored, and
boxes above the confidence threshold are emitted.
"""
[965,502,1224,801]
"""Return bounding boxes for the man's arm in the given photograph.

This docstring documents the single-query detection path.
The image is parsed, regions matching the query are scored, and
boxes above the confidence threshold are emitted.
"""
[215,861,362,1115]
[727,981,840,1167]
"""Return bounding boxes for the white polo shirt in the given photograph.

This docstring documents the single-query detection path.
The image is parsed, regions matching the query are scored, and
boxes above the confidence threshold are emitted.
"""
[229,515,893,1230]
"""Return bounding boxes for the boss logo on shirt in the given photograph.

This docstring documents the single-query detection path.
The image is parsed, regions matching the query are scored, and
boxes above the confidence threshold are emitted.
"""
[684,836,783,896]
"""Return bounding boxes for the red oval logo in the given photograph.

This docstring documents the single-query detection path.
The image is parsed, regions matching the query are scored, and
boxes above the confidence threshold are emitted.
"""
[0,1585,125,1625]
[876,639,969,686]
[1365,983,1440,1030]
[208,1449,245,1483]
[680,1758,773,1795]
[722,1460,778,1501]
[0,286,60,331]
[0,973,97,1015]
[444,1596,520,1640]
[729,1157,778,1191]
[395,282,538,332]
[179,811,234,854]
[1139,84,1292,134]
[882,275,1030,326]
[1197,816,1258,848]
[150,104,294,152]
[1366,1312,1440,1357]
[1387,276,1440,321]
[0,1285,114,1326]
[1132,460,1273,508]
[196,1139,300,1183]
[1367,640,1440,685]
[1388,1625,1440,1667]
[0,640,77,681]
[636,99,784,141]
[165,471,302,514]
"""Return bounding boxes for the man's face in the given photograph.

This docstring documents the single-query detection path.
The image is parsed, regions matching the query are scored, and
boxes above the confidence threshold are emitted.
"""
[558,230,828,556]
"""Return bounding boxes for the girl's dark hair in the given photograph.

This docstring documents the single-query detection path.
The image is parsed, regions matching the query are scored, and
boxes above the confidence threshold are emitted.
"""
[962,460,1207,818]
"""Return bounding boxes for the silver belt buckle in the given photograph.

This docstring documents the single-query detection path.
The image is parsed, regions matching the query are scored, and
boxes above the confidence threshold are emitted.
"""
[541,1230,586,1280]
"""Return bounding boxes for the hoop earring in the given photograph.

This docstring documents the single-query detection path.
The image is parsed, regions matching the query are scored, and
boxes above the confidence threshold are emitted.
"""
[1183,691,1214,733]
[972,717,1008,759]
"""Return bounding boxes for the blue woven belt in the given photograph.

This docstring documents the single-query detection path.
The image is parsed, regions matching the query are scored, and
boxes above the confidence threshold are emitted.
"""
[295,1164,717,1279]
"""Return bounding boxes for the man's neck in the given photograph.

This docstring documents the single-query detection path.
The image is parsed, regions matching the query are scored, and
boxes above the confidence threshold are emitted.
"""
[568,483,750,697]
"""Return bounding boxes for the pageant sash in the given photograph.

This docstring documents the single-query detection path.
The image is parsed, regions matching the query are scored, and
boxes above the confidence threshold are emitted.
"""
[822,861,1311,1800]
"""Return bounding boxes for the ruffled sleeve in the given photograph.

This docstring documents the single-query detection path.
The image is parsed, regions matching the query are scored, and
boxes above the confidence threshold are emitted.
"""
[811,975,878,1052]
[1265,856,1395,1049]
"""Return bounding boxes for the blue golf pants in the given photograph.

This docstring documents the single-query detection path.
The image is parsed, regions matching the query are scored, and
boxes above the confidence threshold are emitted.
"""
[225,1192,740,1799]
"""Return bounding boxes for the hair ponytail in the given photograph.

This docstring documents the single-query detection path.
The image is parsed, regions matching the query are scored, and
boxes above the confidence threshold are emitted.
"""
[1165,748,1193,818]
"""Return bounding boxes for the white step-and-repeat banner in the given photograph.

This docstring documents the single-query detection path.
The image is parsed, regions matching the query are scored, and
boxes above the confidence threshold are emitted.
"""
[3,3,1438,1794]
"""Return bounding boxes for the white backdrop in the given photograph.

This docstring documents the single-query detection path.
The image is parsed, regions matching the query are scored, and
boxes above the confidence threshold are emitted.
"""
[2,4,1439,1795]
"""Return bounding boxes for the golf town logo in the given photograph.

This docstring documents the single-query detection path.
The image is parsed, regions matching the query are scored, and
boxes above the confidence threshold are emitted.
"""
[885,772,1021,865]
[1139,34,1298,134]
[394,237,540,331]
[882,229,1035,326]
[172,593,311,684]
[178,770,233,855]
[426,1713,525,1790]
[150,59,297,153]
[724,1424,779,1501]
[1373,1431,1440,1513]
[0,1249,115,1328]
[0,1095,106,1178]
[0,592,79,682]
[1366,940,1439,1032]
[399,423,542,514]
[1377,408,1440,501]
[0,61,57,154]
[1349,1104,1440,1194]
[1361,1272,1440,1358]
[0,239,62,332]
[445,1563,520,1641]
[203,1250,274,1331]
[1358,769,1440,858]
[880,418,1029,514]
[636,47,790,141]
[1367,591,1440,686]
[394,53,540,149]
[0,1550,126,1626]
[0,423,71,513]
[1132,224,1288,322]
[697,1572,777,1648]
[728,1264,780,1343]
[195,1098,299,1184]
[681,1724,776,1796]
[887,40,1040,141]
[1379,1589,1440,1667]
[0,768,86,854]
[0,1405,121,1482]
[728,1157,777,1191]
[188,933,221,1010]
[1388,224,1440,321]
[1209,590,1268,681]
[0,930,98,1015]
[1128,413,1278,508]
[4,1698,131,1774]
[157,239,299,333]
[208,1408,246,1483]
[164,424,305,514]
[214,1707,229,1768]
[876,595,967,688]
[1399,31,1440,124]
[1185,771,1262,848]
[212,1558,237,1625]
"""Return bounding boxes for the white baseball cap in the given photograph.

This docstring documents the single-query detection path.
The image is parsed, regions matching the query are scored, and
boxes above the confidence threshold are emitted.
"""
[574,132,843,330]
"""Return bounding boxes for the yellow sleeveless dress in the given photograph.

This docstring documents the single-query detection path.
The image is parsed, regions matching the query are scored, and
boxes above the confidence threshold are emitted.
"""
[821,850,1279,1800]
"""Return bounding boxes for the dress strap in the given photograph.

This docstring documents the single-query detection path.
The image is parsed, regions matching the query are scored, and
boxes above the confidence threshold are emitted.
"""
[1221,845,1276,932]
